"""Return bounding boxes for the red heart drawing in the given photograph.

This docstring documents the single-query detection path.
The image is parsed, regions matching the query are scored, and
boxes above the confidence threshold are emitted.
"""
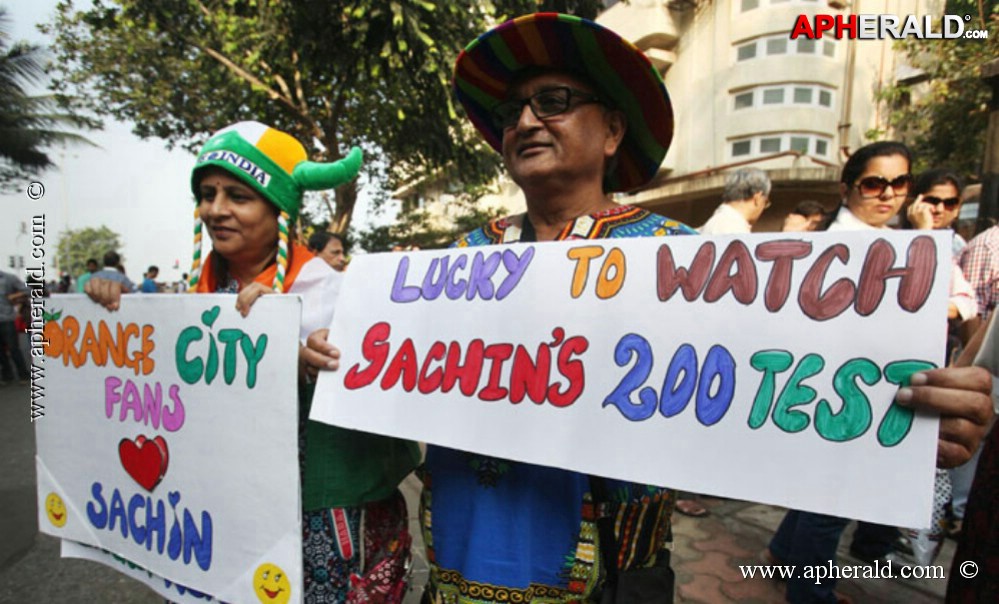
[119,435,169,492]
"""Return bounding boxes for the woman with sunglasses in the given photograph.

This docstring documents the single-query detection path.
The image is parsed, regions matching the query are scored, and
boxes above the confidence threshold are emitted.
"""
[86,122,421,603]
[905,169,984,545]
[768,142,927,604]
[897,169,977,324]
[821,141,913,231]
[904,168,968,255]
[821,146,975,333]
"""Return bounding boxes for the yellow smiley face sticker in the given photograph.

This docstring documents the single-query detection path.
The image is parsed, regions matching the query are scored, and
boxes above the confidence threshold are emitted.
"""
[45,492,67,527]
[254,562,290,604]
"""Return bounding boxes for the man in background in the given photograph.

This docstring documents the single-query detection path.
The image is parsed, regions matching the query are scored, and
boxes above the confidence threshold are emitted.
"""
[91,251,135,293]
[699,168,772,234]
[782,200,827,232]
[0,270,29,386]
[141,266,159,293]
[307,231,349,272]
[75,258,99,293]
[962,224,999,324]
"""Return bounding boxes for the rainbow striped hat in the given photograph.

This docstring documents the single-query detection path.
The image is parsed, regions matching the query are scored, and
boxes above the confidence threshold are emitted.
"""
[453,13,673,192]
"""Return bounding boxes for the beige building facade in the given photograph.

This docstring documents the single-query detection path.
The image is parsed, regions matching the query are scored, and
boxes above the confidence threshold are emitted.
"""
[607,0,938,230]
[395,0,939,233]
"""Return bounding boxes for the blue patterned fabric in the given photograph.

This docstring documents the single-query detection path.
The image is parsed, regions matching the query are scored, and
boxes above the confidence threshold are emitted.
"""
[423,205,693,603]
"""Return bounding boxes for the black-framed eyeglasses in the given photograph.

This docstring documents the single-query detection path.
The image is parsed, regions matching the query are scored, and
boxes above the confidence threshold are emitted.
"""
[922,195,961,209]
[855,174,913,198]
[491,86,604,130]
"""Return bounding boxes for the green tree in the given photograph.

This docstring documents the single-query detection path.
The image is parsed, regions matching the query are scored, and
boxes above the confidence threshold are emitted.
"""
[353,190,507,252]
[876,0,998,177]
[0,7,93,189]
[44,1,603,234]
[56,225,123,277]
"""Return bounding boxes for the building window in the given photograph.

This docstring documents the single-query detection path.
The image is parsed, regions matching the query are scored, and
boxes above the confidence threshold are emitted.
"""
[746,0,819,5]
[766,38,788,55]
[763,88,785,104]
[760,138,782,153]
[790,136,810,153]
[732,140,752,156]
[734,92,754,109]
[739,34,837,62]
[729,133,833,159]
[737,43,757,61]
[730,84,835,111]
[793,87,813,104]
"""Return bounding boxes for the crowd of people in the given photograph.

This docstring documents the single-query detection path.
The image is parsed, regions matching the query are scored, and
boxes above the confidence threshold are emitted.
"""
[66,254,190,295]
[5,11,996,604]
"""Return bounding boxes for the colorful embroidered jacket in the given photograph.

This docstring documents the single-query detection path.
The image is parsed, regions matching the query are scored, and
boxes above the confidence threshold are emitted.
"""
[421,205,695,603]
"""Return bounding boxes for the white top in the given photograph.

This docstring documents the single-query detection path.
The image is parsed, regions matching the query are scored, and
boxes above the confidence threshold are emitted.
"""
[699,203,750,234]
[826,205,878,231]
[288,256,342,343]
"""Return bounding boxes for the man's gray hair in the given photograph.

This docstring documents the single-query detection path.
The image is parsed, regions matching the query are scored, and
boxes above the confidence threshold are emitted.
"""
[722,168,771,202]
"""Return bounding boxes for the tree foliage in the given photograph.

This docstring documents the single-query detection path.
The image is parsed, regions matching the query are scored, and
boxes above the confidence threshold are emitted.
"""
[56,225,123,277]
[352,188,508,252]
[876,0,998,177]
[44,0,603,233]
[0,7,93,190]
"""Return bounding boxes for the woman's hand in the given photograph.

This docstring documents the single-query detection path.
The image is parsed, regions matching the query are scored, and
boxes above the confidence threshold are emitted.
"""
[84,277,127,311]
[906,195,935,230]
[895,367,995,468]
[235,282,273,317]
[300,328,341,383]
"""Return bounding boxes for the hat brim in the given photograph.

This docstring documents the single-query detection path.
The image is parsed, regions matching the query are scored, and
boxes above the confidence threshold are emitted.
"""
[454,12,673,192]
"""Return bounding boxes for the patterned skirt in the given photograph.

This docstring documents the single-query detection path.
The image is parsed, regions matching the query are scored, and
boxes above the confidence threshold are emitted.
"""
[303,489,412,604]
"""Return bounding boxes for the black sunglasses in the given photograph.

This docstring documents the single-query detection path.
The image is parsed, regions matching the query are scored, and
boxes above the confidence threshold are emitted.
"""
[922,195,961,209]
[491,86,604,130]
[855,174,913,198]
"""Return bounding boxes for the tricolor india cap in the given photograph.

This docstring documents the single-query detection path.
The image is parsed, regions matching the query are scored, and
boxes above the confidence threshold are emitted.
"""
[191,121,363,222]
[453,13,673,192]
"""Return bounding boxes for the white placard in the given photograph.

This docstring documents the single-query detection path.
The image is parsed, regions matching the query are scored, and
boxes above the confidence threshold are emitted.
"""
[313,231,951,527]
[62,539,230,603]
[36,295,302,603]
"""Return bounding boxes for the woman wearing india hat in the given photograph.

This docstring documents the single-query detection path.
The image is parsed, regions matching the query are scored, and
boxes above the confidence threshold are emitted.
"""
[87,122,420,603]
[435,13,694,603]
